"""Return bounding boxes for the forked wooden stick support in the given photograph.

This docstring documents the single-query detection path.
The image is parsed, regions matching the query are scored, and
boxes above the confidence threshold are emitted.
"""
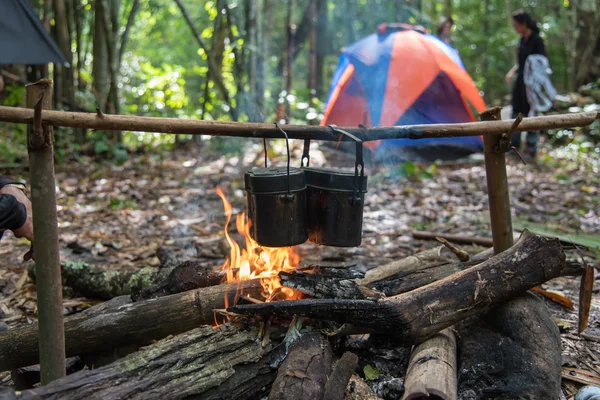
[25,80,66,384]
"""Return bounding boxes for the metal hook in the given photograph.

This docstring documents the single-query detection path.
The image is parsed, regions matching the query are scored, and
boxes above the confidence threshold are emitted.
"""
[275,122,292,195]
[327,124,364,204]
[263,138,268,168]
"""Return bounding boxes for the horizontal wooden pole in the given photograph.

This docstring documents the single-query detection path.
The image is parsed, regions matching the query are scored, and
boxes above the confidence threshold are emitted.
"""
[0,105,597,142]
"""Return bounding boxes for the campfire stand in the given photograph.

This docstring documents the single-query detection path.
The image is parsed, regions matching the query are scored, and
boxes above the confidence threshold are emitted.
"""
[0,79,598,385]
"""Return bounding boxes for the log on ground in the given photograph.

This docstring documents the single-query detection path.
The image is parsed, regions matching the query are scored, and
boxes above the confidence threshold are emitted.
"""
[12,324,282,400]
[230,231,580,343]
[269,332,333,400]
[0,280,263,371]
[28,247,181,300]
[402,328,457,400]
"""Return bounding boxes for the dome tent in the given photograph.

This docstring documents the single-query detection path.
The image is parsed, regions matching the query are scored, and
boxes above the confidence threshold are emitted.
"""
[321,24,486,161]
[0,0,68,66]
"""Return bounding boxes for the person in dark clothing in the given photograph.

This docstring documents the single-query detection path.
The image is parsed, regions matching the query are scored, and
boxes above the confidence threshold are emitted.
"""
[436,16,454,45]
[505,10,546,158]
[0,177,34,253]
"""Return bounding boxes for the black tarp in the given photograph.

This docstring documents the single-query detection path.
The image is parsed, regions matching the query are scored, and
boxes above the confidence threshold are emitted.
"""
[0,0,68,65]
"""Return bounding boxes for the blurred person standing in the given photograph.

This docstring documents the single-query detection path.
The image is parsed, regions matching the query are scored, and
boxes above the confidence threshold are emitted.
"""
[505,10,546,159]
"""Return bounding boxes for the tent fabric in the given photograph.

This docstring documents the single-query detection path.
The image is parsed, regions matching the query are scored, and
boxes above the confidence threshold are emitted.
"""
[321,24,486,156]
[0,0,68,65]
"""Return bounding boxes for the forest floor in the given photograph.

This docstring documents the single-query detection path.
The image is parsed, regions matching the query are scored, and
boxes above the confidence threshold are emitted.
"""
[0,139,599,397]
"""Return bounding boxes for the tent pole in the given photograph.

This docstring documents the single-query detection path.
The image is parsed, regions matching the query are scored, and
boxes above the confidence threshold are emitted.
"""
[26,79,66,384]
[481,107,513,254]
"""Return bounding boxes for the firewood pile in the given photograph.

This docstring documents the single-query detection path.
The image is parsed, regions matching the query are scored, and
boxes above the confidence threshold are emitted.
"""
[0,230,590,400]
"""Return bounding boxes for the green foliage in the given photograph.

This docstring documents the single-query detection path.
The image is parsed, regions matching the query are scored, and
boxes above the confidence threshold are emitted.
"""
[0,123,27,165]
[109,197,139,210]
[385,160,439,181]
[363,364,382,381]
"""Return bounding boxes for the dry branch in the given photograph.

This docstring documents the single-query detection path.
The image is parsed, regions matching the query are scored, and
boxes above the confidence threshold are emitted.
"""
[402,328,457,400]
[230,232,578,343]
[357,246,450,286]
[412,231,494,247]
[0,280,262,371]
[0,105,596,141]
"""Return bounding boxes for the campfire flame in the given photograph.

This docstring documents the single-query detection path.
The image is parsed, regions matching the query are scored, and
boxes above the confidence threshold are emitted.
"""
[216,187,302,303]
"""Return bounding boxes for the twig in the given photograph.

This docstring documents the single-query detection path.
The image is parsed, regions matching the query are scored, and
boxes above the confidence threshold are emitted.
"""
[436,237,470,261]
[413,231,493,247]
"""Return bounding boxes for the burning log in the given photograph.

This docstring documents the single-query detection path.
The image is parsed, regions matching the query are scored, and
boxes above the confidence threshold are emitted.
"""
[0,280,263,371]
[402,328,457,400]
[7,325,284,400]
[279,271,384,300]
[268,333,333,400]
[230,231,581,343]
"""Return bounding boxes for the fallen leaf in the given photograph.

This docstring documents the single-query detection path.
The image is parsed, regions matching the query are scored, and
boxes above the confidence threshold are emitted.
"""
[286,370,309,379]
[363,364,381,381]
[531,287,574,310]
[579,264,594,333]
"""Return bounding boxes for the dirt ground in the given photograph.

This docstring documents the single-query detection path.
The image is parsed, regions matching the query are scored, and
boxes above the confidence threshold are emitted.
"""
[0,140,598,397]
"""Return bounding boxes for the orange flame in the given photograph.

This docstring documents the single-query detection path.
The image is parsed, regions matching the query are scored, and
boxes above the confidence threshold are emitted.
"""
[216,187,302,303]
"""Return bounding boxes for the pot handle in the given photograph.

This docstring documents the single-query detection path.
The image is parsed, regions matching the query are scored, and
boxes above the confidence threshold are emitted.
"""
[275,123,292,196]
[301,139,310,167]
[327,124,364,203]
[263,138,268,167]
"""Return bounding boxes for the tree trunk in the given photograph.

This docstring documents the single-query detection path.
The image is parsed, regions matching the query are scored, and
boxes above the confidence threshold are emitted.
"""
[100,0,121,141]
[308,0,317,117]
[12,325,284,400]
[315,0,328,97]
[118,0,141,69]
[574,2,600,87]
[255,0,267,121]
[245,0,258,121]
[284,0,294,123]
[0,280,263,371]
[92,0,108,111]
[173,0,237,120]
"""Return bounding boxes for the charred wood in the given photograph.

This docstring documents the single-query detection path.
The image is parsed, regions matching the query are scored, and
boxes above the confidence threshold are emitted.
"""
[230,232,579,344]
[279,272,383,300]
[133,261,225,301]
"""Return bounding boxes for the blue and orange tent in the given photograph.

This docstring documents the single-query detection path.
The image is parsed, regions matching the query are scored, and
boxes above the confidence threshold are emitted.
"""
[321,24,486,160]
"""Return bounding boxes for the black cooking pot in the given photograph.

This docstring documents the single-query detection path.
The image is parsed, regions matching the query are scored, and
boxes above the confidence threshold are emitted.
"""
[244,125,308,247]
[302,126,368,247]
